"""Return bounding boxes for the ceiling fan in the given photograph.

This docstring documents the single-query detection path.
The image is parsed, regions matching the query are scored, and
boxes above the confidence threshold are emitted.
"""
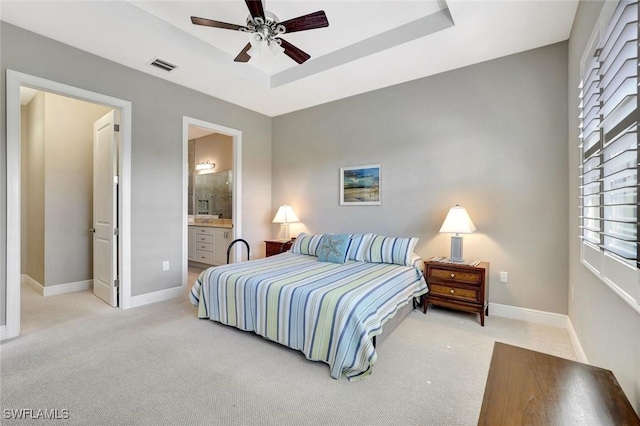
[191,0,329,64]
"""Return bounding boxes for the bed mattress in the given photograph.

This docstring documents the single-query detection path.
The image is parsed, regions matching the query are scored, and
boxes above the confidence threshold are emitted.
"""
[190,252,427,380]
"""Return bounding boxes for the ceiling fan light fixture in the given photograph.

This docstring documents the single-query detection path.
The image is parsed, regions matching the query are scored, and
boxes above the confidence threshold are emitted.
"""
[192,2,329,65]
[249,33,263,46]
[268,39,285,57]
[247,33,264,57]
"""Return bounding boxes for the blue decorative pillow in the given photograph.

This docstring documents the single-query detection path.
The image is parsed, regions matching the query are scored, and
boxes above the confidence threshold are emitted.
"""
[363,235,419,266]
[291,233,324,256]
[347,233,376,261]
[317,234,351,264]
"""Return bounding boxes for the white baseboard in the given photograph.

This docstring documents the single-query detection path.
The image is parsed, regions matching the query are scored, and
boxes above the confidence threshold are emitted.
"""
[44,280,92,296]
[489,302,588,363]
[129,285,185,308]
[22,273,183,309]
[0,325,6,341]
[566,318,589,363]
[22,275,92,297]
[489,302,568,328]
[23,275,44,296]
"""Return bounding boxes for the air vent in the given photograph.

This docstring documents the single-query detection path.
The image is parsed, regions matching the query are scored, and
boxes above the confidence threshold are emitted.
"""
[149,58,178,73]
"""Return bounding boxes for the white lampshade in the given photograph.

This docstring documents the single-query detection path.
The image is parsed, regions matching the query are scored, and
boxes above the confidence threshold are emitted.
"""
[272,204,299,240]
[272,205,299,224]
[440,204,475,262]
[439,204,476,235]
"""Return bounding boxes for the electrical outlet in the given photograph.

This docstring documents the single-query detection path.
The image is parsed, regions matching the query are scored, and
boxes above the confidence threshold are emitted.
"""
[499,271,509,283]
[162,261,170,271]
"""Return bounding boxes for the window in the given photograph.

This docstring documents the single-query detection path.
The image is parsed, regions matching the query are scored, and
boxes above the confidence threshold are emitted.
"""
[579,0,640,311]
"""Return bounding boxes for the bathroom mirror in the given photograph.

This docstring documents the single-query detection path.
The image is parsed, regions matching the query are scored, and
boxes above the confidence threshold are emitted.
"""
[188,130,234,219]
[191,170,233,218]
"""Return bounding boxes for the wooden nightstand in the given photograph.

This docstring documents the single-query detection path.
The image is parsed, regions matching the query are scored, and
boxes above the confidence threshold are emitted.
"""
[264,239,294,257]
[423,260,490,326]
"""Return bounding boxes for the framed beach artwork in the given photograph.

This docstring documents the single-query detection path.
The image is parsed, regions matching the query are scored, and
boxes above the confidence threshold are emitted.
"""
[340,164,381,205]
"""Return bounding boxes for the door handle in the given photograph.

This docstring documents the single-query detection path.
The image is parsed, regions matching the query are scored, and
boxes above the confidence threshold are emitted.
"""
[89,228,96,233]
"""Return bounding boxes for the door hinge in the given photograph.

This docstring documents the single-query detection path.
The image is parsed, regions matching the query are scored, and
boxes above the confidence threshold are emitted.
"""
[114,124,120,132]
[114,279,120,288]
[114,228,119,236]
[114,175,119,184]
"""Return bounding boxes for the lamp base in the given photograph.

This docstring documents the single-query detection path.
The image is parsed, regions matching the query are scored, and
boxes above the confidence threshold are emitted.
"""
[449,235,463,262]
[281,223,290,240]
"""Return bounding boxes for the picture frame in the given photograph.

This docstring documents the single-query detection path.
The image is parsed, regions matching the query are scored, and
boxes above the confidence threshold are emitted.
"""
[340,164,381,206]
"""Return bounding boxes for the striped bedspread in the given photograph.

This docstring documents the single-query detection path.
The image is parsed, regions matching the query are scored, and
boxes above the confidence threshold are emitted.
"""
[190,252,428,380]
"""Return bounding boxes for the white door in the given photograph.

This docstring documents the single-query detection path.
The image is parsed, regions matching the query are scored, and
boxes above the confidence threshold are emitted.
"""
[92,111,119,306]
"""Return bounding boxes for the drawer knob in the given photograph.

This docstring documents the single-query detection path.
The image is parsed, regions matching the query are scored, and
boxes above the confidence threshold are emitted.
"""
[450,289,455,294]
[450,273,455,278]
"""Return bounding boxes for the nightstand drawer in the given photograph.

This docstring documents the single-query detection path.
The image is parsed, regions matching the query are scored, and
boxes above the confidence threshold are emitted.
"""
[430,283,478,302]
[429,267,480,284]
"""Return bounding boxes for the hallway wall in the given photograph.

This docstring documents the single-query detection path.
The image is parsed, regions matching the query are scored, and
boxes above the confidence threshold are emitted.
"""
[24,92,45,283]
[22,91,111,287]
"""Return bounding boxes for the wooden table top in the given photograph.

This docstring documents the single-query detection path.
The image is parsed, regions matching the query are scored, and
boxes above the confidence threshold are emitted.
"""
[478,342,639,425]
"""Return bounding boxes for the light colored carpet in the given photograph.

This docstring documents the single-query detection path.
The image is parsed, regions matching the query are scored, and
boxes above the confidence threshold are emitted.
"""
[1,268,576,425]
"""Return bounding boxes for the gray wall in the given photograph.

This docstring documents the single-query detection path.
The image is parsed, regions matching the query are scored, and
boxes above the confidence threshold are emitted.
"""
[1,21,272,322]
[273,42,569,314]
[568,0,640,412]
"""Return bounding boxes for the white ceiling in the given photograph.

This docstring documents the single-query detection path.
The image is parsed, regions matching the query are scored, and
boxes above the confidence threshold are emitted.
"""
[1,1,579,117]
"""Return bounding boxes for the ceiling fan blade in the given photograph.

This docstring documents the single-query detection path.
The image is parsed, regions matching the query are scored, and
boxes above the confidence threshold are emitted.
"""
[278,38,311,64]
[191,16,244,31]
[280,11,329,34]
[245,0,265,20]
[234,43,252,63]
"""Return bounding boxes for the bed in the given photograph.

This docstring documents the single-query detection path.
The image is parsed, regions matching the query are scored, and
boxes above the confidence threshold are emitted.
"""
[189,233,428,380]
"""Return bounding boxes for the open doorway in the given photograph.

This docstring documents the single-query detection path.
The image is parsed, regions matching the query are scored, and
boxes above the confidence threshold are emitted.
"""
[5,70,132,341]
[182,117,243,287]
[19,88,118,307]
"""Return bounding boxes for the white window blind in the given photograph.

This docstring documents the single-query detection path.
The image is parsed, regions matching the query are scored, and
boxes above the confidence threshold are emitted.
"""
[579,0,638,267]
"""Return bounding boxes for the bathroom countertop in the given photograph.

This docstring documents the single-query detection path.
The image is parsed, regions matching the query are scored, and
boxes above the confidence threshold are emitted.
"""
[188,219,232,229]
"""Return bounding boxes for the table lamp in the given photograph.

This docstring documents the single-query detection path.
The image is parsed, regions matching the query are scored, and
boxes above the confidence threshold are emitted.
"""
[272,204,299,240]
[439,204,476,262]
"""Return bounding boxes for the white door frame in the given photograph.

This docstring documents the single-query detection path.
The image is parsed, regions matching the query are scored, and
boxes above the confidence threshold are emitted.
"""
[4,70,133,341]
[182,116,242,283]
